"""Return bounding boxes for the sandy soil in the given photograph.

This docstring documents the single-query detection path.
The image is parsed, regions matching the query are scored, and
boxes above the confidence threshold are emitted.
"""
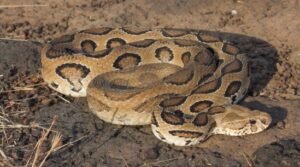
[0,0,300,166]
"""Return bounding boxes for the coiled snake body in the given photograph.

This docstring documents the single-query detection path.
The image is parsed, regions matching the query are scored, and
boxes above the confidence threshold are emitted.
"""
[41,27,271,146]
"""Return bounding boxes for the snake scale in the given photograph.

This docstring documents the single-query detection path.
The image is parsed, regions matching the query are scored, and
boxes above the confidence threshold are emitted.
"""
[41,27,272,146]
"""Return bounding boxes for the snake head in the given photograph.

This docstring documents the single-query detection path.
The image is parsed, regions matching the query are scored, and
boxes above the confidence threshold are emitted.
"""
[211,105,272,136]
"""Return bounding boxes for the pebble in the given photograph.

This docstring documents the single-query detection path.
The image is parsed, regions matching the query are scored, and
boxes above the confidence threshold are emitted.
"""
[231,10,238,15]
[276,121,286,129]
[41,98,53,106]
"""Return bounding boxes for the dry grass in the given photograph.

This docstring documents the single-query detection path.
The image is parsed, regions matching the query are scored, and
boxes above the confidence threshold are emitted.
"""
[0,73,81,166]
[0,106,85,167]
[25,116,62,167]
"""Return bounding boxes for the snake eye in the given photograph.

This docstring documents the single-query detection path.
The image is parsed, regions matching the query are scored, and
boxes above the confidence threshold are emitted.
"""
[261,118,267,124]
[174,110,184,118]
[249,120,256,124]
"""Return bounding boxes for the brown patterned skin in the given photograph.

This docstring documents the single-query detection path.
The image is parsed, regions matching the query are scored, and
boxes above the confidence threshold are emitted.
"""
[41,27,272,146]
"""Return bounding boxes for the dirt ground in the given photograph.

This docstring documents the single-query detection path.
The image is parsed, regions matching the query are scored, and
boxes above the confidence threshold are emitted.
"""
[0,0,300,166]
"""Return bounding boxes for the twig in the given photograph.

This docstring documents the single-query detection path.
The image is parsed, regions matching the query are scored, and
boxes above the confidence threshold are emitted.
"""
[1,83,47,93]
[0,122,59,133]
[55,95,71,104]
[0,148,8,161]
[0,4,48,8]
[0,37,30,41]
[243,152,255,167]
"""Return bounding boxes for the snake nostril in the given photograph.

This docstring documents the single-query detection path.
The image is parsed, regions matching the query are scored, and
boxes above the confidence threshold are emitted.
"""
[249,120,256,124]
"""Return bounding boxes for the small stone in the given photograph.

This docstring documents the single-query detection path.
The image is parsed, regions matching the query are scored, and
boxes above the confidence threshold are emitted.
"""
[276,121,285,129]
[41,98,53,106]
[231,10,238,15]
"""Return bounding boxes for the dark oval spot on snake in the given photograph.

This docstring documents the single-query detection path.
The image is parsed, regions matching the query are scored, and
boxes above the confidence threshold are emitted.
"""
[222,43,240,55]
[56,63,90,80]
[197,33,220,43]
[80,27,113,35]
[155,46,174,62]
[181,51,191,66]
[45,46,76,59]
[50,34,74,45]
[190,100,213,113]
[224,81,242,97]
[46,49,62,59]
[208,106,226,115]
[129,39,156,48]
[192,78,222,94]
[159,96,187,108]
[121,27,150,35]
[192,113,208,127]
[169,130,203,138]
[106,38,126,48]
[161,28,189,37]
[173,39,200,47]
[161,110,185,125]
[55,63,90,92]
[194,48,215,65]
[81,40,97,53]
[163,68,194,85]
[221,59,243,75]
[113,53,142,70]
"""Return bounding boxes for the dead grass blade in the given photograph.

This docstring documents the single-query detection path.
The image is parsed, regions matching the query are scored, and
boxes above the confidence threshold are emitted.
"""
[25,116,58,167]
[243,152,255,167]
[38,133,63,167]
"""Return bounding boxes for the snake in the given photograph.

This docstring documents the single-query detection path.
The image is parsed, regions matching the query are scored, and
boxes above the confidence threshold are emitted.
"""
[41,27,272,146]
